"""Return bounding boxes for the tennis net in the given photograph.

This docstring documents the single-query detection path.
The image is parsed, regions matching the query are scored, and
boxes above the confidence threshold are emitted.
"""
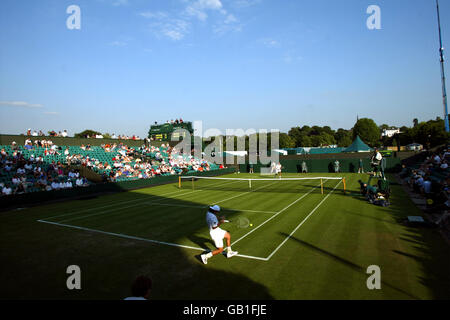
[178,176,346,194]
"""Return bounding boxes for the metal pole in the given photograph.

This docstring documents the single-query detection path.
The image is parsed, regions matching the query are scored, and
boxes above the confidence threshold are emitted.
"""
[436,0,450,132]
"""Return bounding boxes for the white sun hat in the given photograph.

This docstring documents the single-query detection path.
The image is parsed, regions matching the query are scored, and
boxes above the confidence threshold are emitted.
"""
[209,205,221,212]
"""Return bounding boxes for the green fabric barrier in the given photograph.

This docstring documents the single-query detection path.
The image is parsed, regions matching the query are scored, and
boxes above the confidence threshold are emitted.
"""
[240,158,401,173]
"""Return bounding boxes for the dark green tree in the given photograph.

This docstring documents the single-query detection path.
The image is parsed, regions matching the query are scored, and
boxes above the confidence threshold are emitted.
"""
[74,129,102,138]
[279,133,296,148]
[352,118,380,147]
[334,128,353,147]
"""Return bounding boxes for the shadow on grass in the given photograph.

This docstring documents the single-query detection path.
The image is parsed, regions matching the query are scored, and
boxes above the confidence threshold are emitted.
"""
[0,185,274,300]
[279,233,421,299]
[372,176,450,299]
[301,173,450,299]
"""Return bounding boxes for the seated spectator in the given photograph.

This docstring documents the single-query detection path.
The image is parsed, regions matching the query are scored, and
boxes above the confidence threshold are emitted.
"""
[421,176,432,195]
[12,175,21,185]
[2,183,12,196]
[51,180,60,190]
[15,183,26,194]
[76,178,84,187]
[433,154,442,165]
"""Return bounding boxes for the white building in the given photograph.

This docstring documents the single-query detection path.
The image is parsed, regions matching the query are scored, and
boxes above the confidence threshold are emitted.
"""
[381,128,401,138]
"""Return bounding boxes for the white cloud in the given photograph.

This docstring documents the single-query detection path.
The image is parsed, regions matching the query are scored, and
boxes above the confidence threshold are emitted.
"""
[185,0,224,21]
[156,19,190,40]
[213,13,242,35]
[43,111,59,115]
[140,10,191,41]
[260,38,280,48]
[196,0,223,10]
[139,1,241,39]
[224,14,237,24]
[186,6,208,21]
[0,101,43,108]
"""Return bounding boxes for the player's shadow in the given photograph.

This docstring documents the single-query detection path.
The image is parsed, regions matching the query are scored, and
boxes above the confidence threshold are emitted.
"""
[328,162,334,173]
[187,234,215,250]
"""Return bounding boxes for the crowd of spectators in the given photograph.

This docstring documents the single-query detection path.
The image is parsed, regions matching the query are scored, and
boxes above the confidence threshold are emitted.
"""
[153,118,184,125]
[110,134,141,140]
[73,143,221,182]
[91,134,141,140]
[1,144,90,196]
[26,129,69,137]
[137,143,221,171]
[25,129,142,140]
[1,135,224,196]
[398,146,450,228]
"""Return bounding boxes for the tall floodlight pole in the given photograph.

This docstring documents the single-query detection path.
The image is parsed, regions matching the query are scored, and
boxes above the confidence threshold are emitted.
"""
[436,0,449,132]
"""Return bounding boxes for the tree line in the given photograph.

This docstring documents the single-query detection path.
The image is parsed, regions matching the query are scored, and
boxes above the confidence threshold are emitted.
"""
[217,117,449,151]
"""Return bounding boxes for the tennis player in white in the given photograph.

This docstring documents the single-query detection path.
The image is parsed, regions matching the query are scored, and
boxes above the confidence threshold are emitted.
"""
[201,205,238,264]
[276,163,282,178]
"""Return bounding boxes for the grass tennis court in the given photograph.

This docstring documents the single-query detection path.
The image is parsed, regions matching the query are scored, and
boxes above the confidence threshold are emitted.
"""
[1,172,450,300]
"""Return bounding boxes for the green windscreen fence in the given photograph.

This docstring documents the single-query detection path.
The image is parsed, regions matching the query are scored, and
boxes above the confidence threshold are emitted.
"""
[240,158,401,173]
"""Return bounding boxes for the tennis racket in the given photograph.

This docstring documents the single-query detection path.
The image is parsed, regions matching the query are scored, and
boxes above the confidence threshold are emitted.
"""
[223,217,250,229]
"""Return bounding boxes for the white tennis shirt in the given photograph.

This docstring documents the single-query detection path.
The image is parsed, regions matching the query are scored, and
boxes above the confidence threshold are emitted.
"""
[206,211,219,231]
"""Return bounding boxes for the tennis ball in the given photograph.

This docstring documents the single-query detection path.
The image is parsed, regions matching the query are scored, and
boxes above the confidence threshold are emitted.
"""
[250,223,253,227]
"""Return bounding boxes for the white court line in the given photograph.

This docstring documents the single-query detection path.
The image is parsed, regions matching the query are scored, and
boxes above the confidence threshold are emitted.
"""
[36,219,266,261]
[265,180,342,261]
[231,180,326,246]
[46,178,241,223]
[38,177,342,262]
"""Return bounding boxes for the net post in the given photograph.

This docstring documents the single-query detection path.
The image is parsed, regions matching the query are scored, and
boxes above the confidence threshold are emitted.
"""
[343,177,346,194]
[321,178,324,195]
[178,176,181,189]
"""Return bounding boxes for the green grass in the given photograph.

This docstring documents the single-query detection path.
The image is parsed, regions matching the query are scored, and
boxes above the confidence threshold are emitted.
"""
[1,172,449,300]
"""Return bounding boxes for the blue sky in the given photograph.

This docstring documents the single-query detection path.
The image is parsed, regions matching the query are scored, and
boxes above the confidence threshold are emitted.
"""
[0,0,449,138]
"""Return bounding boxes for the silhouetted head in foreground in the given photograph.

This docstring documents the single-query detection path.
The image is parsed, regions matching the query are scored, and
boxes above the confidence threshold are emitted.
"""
[124,275,152,300]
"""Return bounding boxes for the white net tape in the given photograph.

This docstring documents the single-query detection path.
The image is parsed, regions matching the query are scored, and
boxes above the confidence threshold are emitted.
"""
[180,176,343,181]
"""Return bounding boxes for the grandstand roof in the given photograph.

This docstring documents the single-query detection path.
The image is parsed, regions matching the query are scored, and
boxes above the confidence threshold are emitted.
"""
[343,136,373,152]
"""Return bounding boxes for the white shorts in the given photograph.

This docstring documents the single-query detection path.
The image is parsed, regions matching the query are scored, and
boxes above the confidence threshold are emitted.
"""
[210,227,227,248]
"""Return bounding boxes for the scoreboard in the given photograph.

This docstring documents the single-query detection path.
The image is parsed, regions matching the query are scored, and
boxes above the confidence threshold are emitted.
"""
[149,122,193,142]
